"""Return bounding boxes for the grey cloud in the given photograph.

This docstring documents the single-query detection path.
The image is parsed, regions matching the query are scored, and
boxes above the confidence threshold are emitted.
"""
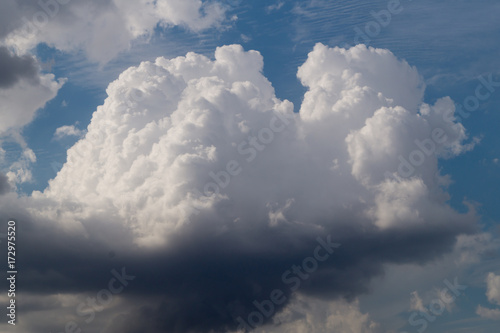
[0,1,23,39]
[0,172,10,195]
[5,201,476,333]
[0,46,39,88]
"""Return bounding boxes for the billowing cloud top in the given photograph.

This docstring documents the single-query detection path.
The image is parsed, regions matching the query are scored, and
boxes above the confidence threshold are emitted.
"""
[37,43,476,245]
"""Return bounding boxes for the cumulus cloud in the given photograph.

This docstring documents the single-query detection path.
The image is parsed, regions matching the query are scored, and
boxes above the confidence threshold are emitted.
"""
[0,43,480,332]
[38,43,477,244]
[53,125,84,140]
[3,0,230,63]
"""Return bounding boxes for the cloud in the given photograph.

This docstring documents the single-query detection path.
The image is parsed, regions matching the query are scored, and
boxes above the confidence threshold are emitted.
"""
[266,1,285,14]
[0,171,10,195]
[0,1,26,40]
[5,147,37,185]
[0,51,64,185]
[254,295,380,333]
[0,66,64,137]
[486,272,500,306]
[0,61,64,185]
[39,43,477,244]
[53,125,84,140]
[1,43,480,332]
[0,46,39,88]
[476,305,500,321]
[3,0,230,63]
[475,273,500,321]
[409,291,426,312]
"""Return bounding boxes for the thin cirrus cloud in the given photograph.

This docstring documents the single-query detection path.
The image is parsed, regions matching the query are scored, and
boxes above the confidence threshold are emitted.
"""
[0,43,481,332]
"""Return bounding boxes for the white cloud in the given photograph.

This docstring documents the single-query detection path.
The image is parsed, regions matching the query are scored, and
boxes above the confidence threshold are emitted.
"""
[32,43,477,248]
[475,272,500,321]
[0,65,64,185]
[255,295,380,333]
[486,272,500,306]
[454,233,499,266]
[0,73,64,136]
[54,125,84,140]
[6,147,37,185]
[476,305,500,320]
[4,0,229,63]
[266,1,285,14]
[409,291,426,312]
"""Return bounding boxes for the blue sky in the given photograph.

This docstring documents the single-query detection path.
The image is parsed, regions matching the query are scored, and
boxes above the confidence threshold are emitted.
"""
[1,1,500,332]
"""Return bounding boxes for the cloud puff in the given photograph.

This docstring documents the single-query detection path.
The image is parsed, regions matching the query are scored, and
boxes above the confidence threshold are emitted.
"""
[3,0,230,63]
[486,273,500,306]
[255,295,380,333]
[475,273,500,321]
[8,43,479,332]
[53,125,84,140]
[476,305,500,321]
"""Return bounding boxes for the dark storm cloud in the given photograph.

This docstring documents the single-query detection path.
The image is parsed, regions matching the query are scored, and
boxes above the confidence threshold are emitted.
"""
[6,201,476,333]
[0,46,39,88]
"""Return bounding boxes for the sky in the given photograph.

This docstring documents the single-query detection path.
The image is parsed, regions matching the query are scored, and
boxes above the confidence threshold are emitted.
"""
[0,0,500,332]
